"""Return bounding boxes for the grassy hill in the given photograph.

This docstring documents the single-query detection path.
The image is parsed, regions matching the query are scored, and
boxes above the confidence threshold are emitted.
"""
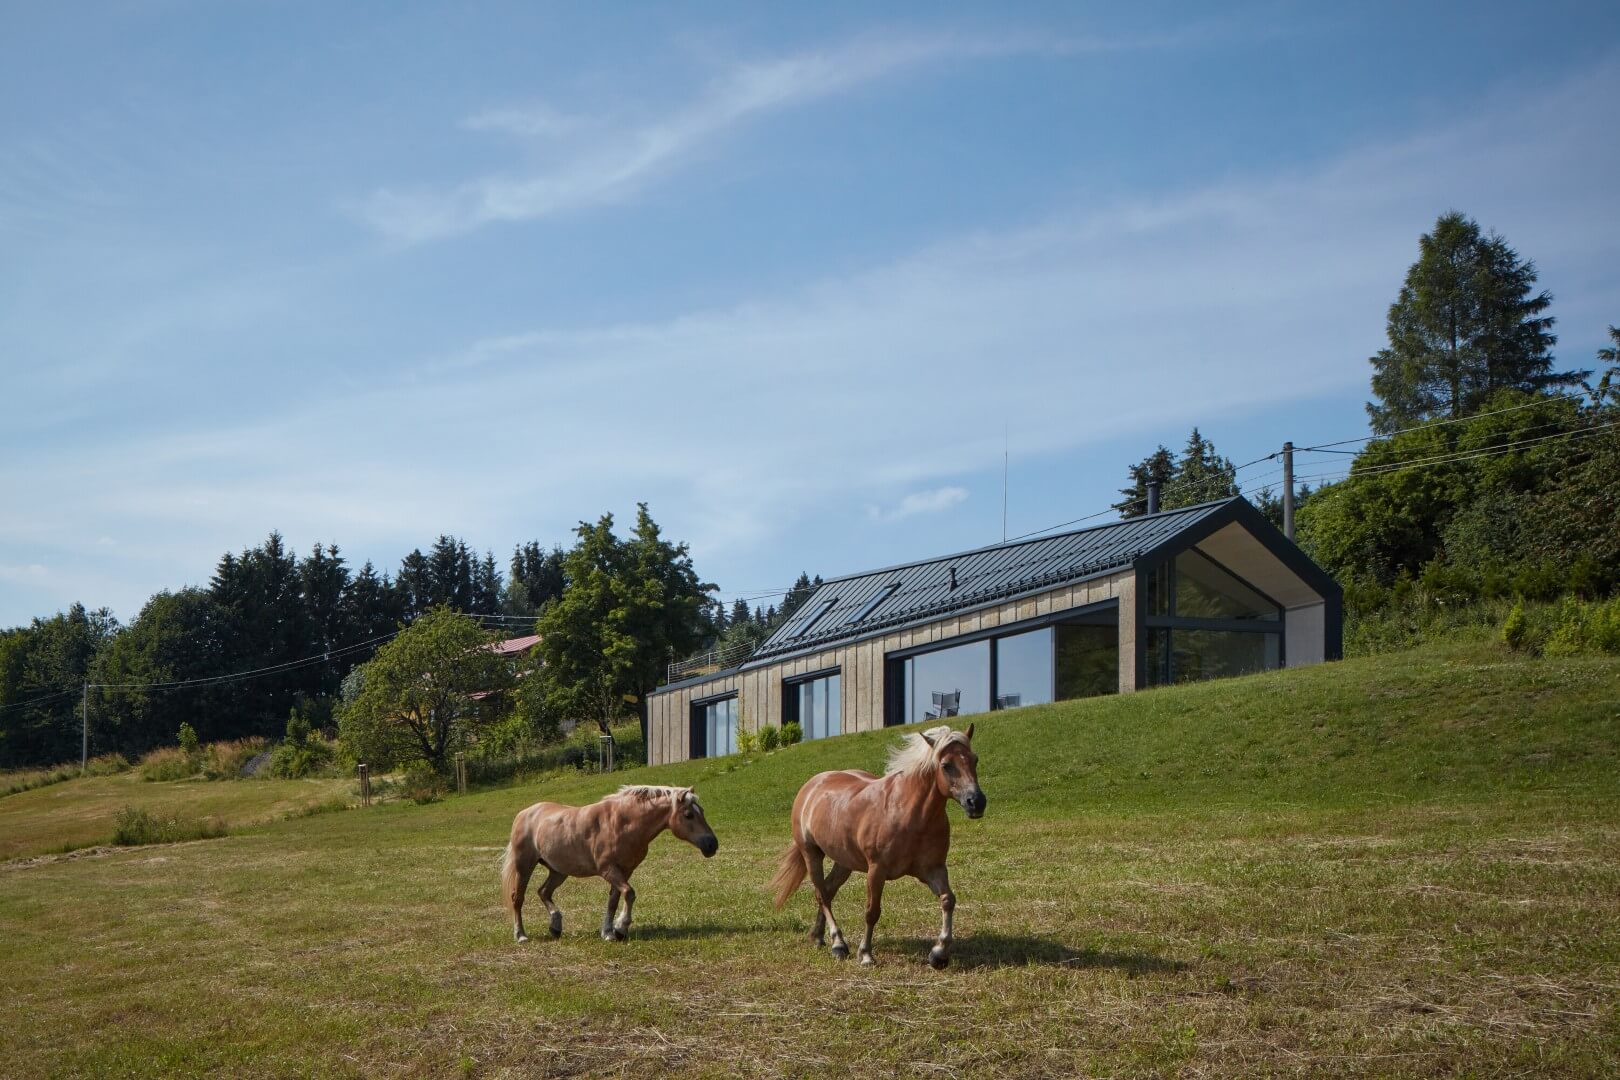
[2,639,1616,1077]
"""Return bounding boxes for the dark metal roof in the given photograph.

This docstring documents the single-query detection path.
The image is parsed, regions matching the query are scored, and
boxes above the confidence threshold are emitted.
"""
[749,498,1237,663]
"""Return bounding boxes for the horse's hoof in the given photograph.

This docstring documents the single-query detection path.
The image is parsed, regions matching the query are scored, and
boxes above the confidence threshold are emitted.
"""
[928,947,950,970]
[611,928,628,942]
[549,914,562,939]
[859,953,877,968]
[601,931,615,942]
[515,933,529,944]
[830,943,849,961]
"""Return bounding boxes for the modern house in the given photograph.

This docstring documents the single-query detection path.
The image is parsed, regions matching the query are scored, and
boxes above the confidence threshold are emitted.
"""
[646,496,1341,766]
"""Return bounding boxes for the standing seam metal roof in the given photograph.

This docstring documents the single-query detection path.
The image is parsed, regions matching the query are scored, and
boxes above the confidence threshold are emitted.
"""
[748,498,1236,663]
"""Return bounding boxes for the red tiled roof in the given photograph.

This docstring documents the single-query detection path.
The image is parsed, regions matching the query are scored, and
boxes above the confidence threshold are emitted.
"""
[488,634,541,657]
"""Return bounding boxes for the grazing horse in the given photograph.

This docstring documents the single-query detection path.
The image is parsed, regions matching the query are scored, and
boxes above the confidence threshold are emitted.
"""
[501,785,718,943]
[771,724,986,969]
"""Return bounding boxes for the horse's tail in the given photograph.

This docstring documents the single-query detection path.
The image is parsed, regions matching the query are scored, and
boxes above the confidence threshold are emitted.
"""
[770,841,807,909]
[499,842,523,919]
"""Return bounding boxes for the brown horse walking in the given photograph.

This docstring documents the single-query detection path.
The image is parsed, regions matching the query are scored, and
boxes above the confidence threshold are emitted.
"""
[771,724,986,968]
[501,785,718,943]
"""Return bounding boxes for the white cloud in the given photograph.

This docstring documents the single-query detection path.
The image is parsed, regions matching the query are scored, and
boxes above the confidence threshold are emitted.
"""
[5,58,1618,625]
[868,486,970,523]
[356,33,1093,243]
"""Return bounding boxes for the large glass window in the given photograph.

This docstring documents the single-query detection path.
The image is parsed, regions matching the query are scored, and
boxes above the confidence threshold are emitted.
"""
[1144,628,1280,687]
[791,672,842,741]
[994,629,1052,709]
[1055,624,1117,699]
[703,696,737,757]
[1172,551,1278,621]
[905,640,990,725]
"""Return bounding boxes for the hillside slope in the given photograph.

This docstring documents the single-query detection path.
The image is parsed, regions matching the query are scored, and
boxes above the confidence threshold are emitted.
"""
[2,640,1616,1078]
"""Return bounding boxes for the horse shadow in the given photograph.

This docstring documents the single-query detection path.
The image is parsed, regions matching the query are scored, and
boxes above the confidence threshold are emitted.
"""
[629,921,736,942]
[903,932,1189,974]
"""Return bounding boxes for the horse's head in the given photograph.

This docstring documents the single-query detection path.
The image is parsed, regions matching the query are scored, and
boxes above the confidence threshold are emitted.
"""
[924,724,986,819]
[669,788,719,858]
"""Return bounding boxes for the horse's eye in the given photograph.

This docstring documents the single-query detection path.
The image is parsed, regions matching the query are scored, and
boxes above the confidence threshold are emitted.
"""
[943,762,957,776]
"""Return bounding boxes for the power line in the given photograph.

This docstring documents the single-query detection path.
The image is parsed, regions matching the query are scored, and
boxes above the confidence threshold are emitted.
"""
[1296,396,1567,453]
[0,688,79,714]
[1293,421,1618,486]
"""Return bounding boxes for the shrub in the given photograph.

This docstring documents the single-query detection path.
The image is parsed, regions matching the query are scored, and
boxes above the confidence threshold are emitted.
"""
[758,725,780,752]
[86,752,133,777]
[138,746,199,782]
[1494,596,1620,657]
[1501,601,1530,651]
[202,738,269,780]
[177,722,199,756]
[401,762,447,804]
[780,722,803,746]
[270,734,335,779]
[111,805,227,846]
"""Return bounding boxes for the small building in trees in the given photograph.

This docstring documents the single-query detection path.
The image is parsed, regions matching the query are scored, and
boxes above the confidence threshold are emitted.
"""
[647,496,1341,764]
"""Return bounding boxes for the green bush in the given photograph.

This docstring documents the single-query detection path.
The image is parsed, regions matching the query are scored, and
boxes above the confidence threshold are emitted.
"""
[269,734,335,779]
[1496,596,1620,657]
[1501,602,1529,651]
[780,722,802,746]
[401,762,447,804]
[758,724,780,752]
[177,723,199,756]
[111,805,227,846]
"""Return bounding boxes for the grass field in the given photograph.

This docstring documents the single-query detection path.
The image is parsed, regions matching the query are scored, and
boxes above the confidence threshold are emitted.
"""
[0,770,352,861]
[2,640,1617,1077]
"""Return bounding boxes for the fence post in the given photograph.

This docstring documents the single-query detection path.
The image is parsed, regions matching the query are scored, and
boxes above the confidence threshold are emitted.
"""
[455,753,466,795]
[598,735,614,774]
[358,763,370,807]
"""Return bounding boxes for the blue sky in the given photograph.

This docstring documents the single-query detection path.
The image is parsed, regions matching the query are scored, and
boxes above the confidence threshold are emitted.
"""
[3,1,1618,628]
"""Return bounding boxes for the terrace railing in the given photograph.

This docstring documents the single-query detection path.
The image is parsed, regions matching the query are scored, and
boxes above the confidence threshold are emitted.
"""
[666,639,758,684]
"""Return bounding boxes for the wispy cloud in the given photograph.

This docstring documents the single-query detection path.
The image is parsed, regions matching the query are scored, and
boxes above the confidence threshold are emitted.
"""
[6,57,1617,625]
[356,33,1084,243]
[869,486,970,523]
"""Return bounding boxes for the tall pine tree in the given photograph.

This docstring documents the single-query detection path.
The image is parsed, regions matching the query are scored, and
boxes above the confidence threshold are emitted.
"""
[1368,212,1579,432]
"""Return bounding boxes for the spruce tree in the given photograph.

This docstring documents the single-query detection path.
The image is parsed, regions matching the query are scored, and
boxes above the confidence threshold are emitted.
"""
[1367,212,1578,432]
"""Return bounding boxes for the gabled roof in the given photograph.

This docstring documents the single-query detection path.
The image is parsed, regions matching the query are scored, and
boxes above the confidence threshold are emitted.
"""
[488,634,540,657]
[749,498,1237,663]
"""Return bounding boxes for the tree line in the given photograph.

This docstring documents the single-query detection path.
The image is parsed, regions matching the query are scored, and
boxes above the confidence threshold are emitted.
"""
[1110,210,1619,608]
[0,514,776,769]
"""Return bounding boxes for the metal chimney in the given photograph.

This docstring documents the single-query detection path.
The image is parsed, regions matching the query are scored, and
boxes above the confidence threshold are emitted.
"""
[1146,480,1161,515]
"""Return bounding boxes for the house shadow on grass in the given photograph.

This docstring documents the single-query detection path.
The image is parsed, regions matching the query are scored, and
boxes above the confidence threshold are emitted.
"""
[908,932,1189,974]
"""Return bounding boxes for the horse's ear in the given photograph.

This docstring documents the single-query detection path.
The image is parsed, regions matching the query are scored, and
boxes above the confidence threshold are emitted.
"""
[920,730,939,747]
[965,723,975,742]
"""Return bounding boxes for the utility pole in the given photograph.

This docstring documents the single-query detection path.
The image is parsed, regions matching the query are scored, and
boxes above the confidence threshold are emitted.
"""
[81,682,88,774]
[1282,441,1295,541]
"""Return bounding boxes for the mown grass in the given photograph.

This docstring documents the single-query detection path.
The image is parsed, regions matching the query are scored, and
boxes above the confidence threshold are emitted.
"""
[1,639,1616,1077]
[0,769,352,860]
[0,752,130,797]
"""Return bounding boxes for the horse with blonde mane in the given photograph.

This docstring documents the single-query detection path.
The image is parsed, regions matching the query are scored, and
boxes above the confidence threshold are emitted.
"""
[771,724,986,968]
[501,785,718,943]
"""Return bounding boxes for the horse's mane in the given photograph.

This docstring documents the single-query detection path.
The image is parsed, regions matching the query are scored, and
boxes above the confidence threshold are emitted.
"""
[616,784,696,807]
[884,726,967,777]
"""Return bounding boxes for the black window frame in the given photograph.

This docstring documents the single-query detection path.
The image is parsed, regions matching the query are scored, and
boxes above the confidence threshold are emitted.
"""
[882,599,1121,726]
[688,690,738,760]
[782,666,842,740]
[1138,546,1286,687]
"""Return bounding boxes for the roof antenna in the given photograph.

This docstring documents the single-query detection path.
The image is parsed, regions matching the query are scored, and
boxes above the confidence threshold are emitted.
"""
[1001,422,1009,542]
